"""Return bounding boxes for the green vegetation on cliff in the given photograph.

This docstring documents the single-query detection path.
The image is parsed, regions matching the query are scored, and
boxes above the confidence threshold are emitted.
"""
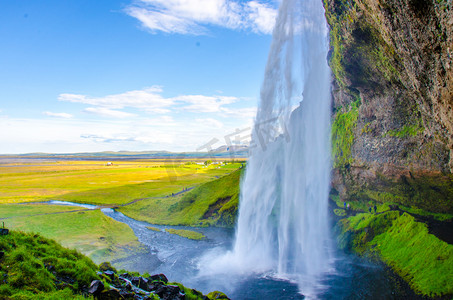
[356,173,453,214]
[331,100,359,168]
[386,125,423,138]
[339,211,453,297]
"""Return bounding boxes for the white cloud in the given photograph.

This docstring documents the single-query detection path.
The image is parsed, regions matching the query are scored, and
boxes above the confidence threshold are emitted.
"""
[58,86,172,112]
[125,0,277,35]
[83,107,137,118]
[43,111,73,119]
[59,86,250,117]
[246,1,277,34]
[196,117,223,128]
[221,106,257,119]
[0,115,255,154]
[175,95,237,112]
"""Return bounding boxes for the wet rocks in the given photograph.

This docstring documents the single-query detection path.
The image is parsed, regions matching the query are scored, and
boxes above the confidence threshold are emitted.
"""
[89,280,104,296]
[148,274,168,284]
[90,269,225,299]
[131,276,149,291]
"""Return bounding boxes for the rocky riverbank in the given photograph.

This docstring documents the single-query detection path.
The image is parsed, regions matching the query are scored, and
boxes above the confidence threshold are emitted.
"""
[88,262,229,300]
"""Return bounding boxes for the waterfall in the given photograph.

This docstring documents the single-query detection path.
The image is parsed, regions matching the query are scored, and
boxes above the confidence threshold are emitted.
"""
[201,0,333,297]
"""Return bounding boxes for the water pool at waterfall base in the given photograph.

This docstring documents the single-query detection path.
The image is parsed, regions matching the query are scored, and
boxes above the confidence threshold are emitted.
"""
[103,208,418,300]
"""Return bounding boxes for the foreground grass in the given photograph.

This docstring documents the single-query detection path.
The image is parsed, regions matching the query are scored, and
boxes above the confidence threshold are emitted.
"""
[339,211,453,297]
[0,230,228,299]
[119,168,242,227]
[0,160,243,205]
[0,204,142,265]
[0,230,99,299]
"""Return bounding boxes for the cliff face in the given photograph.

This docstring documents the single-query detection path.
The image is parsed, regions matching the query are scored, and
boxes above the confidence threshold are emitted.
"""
[324,0,453,212]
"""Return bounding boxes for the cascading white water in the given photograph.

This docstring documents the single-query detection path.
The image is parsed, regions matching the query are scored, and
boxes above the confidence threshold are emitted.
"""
[201,0,332,296]
[223,0,333,296]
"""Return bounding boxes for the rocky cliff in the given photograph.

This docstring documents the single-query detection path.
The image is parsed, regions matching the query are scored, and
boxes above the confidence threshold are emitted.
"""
[324,0,453,213]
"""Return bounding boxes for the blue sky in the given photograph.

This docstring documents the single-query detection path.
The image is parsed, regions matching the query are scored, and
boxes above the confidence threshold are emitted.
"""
[0,0,278,154]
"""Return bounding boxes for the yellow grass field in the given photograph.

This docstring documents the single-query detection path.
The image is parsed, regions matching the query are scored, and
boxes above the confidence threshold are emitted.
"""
[0,158,243,265]
[0,159,243,205]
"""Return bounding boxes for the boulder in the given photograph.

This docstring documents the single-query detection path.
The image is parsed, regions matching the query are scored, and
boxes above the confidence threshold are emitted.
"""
[146,280,164,292]
[155,284,184,300]
[99,261,117,273]
[148,273,168,283]
[99,287,123,300]
[131,276,149,291]
[104,270,115,280]
[206,291,230,299]
[88,280,104,295]
[119,273,132,281]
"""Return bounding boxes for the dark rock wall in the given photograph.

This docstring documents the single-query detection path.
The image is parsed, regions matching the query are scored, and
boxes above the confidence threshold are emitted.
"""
[324,0,453,212]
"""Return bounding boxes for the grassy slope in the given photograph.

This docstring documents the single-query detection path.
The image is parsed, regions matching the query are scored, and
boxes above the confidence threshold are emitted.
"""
[119,168,243,227]
[339,211,453,297]
[0,230,227,299]
[0,161,242,205]
[0,204,142,265]
[0,230,99,299]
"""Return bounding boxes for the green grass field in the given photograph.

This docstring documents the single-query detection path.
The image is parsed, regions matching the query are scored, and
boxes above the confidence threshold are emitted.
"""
[0,204,142,265]
[0,160,243,205]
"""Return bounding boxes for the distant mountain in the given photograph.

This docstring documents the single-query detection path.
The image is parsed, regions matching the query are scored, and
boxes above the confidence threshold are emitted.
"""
[0,147,248,160]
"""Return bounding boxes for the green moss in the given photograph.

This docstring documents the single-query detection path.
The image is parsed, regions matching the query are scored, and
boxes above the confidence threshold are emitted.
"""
[386,125,424,138]
[360,122,372,135]
[207,291,230,299]
[334,208,347,217]
[329,25,346,87]
[331,100,359,168]
[166,228,205,240]
[340,212,453,296]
